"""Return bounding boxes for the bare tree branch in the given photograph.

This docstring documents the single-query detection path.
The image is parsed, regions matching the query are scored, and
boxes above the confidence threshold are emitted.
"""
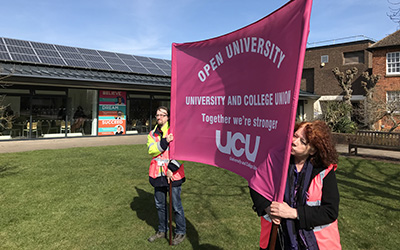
[387,0,400,27]
[359,72,400,131]
[332,67,358,119]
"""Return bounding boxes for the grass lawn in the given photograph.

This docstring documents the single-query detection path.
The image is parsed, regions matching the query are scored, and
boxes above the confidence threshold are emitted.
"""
[0,144,399,249]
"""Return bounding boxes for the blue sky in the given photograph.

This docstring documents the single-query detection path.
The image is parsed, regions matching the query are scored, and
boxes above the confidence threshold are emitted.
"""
[0,0,396,60]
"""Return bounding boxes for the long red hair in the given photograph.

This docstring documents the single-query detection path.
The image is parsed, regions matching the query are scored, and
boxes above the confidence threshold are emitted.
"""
[294,121,338,167]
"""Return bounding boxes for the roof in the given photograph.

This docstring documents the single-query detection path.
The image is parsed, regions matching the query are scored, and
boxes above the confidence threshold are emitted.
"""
[369,29,400,50]
[299,90,320,100]
[0,37,172,91]
[0,37,171,76]
[0,62,171,91]
[0,37,327,97]
[307,35,376,50]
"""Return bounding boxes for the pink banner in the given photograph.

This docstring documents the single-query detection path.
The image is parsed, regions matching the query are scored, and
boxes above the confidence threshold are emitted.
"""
[171,0,312,202]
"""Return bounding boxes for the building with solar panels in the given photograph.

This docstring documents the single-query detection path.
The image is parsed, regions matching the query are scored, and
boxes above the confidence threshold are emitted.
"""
[0,37,172,139]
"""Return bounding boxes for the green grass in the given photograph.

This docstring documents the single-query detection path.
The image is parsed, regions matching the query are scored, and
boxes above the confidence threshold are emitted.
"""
[0,145,399,249]
[336,157,400,250]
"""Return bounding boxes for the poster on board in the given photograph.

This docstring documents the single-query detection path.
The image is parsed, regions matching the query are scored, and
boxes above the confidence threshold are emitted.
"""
[98,90,126,136]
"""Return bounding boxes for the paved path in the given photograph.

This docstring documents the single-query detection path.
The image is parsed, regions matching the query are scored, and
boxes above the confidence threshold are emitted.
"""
[335,144,399,163]
[0,134,148,153]
[0,135,399,163]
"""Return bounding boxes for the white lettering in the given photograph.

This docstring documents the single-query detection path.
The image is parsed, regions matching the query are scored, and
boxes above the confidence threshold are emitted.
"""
[224,37,285,69]
[197,52,224,82]
[216,130,260,162]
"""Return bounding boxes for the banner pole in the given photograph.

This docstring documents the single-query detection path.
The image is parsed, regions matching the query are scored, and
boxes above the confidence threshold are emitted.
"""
[169,181,173,245]
[269,223,279,249]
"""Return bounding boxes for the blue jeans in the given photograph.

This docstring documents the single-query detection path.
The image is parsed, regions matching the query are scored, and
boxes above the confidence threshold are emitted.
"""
[154,185,186,234]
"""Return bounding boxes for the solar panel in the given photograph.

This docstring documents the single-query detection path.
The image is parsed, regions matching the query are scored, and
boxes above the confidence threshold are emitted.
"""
[8,46,35,54]
[31,42,55,50]
[87,61,112,70]
[64,58,89,68]
[0,52,11,60]
[128,66,150,74]
[59,51,84,60]
[133,55,152,62]
[122,59,143,68]
[109,64,132,72]
[35,49,61,57]
[138,61,156,68]
[39,56,66,66]
[98,50,118,58]
[0,37,171,76]
[55,45,79,53]
[156,63,171,69]
[77,47,99,55]
[0,44,7,52]
[103,57,124,65]
[116,53,135,60]
[4,38,31,47]
[10,53,40,63]
[157,67,171,73]
[146,68,167,75]
[149,58,168,65]
[82,54,104,62]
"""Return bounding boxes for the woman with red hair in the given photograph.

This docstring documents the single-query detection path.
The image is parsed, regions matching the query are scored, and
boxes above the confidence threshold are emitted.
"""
[250,120,341,249]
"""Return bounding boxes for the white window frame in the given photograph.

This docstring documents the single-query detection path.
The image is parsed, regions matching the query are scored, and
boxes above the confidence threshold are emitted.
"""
[386,91,400,113]
[386,52,400,75]
[321,55,329,64]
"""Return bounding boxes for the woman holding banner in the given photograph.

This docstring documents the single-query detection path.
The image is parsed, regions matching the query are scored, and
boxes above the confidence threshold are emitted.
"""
[250,121,341,249]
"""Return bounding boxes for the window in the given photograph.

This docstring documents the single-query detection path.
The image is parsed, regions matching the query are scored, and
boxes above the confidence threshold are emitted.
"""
[387,91,400,113]
[344,51,364,64]
[321,55,329,63]
[387,52,400,75]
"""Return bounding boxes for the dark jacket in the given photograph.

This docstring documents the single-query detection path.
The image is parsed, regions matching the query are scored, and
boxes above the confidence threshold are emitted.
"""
[249,157,339,230]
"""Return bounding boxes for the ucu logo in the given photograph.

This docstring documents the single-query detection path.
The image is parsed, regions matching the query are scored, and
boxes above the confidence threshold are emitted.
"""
[215,130,260,162]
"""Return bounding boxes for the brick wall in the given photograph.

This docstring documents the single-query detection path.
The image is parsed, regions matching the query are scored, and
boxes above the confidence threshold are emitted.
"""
[303,41,374,96]
[372,48,400,131]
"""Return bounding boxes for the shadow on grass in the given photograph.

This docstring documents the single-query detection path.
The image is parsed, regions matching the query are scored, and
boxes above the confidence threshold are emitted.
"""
[0,165,19,178]
[336,157,400,212]
[130,187,223,250]
[338,151,400,165]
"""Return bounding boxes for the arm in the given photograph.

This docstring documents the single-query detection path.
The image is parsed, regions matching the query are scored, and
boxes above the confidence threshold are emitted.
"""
[249,187,281,224]
[297,170,340,229]
[147,132,168,157]
[249,187,272,216]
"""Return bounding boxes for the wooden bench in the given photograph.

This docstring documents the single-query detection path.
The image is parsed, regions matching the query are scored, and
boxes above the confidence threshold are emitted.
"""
[348,131,400,155]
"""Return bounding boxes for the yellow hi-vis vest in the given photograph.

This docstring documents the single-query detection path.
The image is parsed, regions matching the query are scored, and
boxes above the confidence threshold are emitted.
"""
[260,164,341,250]
[147,124,185,182]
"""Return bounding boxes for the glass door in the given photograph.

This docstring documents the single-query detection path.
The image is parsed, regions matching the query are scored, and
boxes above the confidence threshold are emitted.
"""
[21,95,67,138]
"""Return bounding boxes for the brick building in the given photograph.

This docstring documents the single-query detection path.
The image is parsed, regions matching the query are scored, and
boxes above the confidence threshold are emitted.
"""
[368,30,400,131]
[300,37,375,121]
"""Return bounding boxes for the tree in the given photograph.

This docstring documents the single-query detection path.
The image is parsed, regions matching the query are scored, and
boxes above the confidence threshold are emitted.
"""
[0,69,14,135]
[321,101,357,133]
[332,67,358,119]
[387,0,400,29]
[359,72,381,130]
[385,96,400,132]
[360,72,400,132]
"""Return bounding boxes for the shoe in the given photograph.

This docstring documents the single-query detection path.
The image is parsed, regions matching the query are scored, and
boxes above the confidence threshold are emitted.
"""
[172,234,186,245]
[148,231,166,242]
